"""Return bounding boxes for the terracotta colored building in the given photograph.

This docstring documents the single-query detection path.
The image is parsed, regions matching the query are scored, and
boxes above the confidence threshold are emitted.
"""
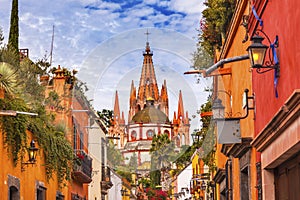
[249,0,300,199]
[43,66,113,200]
[44,66,93,200]
[0,66,69,199]
[109,42,190,173]
[200,0,300,199]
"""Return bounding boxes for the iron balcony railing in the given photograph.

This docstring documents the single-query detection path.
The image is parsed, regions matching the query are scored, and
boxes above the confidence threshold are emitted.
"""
[73,149,92,183]
[101,165,113,194]
[101,165,111,182]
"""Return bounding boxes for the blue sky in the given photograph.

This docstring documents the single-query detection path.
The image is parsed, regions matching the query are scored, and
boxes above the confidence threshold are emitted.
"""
[0,0,212,130]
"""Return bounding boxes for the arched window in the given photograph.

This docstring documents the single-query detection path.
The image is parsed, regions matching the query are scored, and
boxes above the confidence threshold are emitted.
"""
[9,186,19,200]
[8,175,20,200]
[131,131,137,141]
[146,130,154,139]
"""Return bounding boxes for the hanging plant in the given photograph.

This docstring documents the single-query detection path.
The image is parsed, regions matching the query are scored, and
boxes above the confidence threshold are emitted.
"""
[0,97,28,164]
[27,116,74,186]
[0,51,74,187]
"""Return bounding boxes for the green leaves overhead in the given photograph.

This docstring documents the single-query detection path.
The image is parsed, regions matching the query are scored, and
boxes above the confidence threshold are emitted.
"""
[194,0,236,63]
[0,42,74,186]
[0,62,17,95]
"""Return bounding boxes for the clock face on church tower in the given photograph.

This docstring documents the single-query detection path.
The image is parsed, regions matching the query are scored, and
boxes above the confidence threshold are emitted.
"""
[146,130,154,139]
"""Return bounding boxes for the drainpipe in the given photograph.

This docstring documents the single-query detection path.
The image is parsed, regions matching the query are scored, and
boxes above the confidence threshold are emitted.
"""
[205,55,249,76]
[184,55,249,77]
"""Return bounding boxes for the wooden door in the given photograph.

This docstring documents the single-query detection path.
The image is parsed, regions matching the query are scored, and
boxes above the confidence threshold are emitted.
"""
[275,153,300,200]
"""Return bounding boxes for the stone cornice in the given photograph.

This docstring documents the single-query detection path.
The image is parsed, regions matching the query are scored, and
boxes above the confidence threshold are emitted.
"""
[219,0,249,59]
[227,137,252,158]
[252,90,300,151]
[213,168,226,183]
[221,144,232,157]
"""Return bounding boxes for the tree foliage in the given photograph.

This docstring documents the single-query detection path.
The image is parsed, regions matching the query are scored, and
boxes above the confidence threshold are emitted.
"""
[107,139,124,168]
[0,62,17,95]
[0,41,74,186]
[194,0,236,62]
[97,109,114,128]
[128,152,138,172]
[192,44,214,70]
[0,27,4,46]
[194,99,216,172]
[8,0,19,55]
[150,134,175,188]
[174,98,216,173]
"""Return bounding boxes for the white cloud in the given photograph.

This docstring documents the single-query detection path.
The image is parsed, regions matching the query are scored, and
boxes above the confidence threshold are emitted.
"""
[0,0,209,132]
[170,0,205,14]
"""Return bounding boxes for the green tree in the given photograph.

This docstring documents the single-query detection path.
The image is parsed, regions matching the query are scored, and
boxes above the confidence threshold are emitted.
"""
[150,134,175,187]
[35,55,51,75]
[107,140,124,168]
[174,98,215,173]
[18,59,46,109]
[97,109,114,127]
[192,43,214,70]
[128,152,138,172]
[197,0,236,58]
[0,44,20,68]
[0,27,4,46]
[0,40,74,186]
[8,0,19,55]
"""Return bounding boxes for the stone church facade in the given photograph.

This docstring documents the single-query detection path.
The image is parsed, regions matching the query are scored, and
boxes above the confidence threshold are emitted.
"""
[108,41,190,172]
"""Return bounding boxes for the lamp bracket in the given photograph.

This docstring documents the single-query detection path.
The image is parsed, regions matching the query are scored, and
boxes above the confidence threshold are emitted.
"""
[253,29,280,77]
[21,161,36,171]
[215,89,254,121]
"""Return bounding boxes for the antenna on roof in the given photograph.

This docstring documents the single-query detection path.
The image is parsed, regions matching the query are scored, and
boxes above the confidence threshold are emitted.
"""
[49,25,55,66]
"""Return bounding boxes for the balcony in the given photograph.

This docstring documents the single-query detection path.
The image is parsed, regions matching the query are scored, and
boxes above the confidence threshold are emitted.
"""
[101,165,113,195]
[73,150,92,183]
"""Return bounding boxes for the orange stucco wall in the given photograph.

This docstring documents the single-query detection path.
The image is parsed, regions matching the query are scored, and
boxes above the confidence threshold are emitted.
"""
[214,0,257,199]
[0,129,68,199]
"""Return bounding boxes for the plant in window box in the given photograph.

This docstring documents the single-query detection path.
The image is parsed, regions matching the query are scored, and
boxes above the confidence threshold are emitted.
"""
[77,153,84,160]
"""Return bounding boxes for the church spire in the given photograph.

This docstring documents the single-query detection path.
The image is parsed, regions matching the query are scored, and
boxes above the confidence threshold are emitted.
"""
[177,90,184,121]
[113,91,120,123]
[128,80,137,121]
[137,36,159,106]
[160,80,169,117]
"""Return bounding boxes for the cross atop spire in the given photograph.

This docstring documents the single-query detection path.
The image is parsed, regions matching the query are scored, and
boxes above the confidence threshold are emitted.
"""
[143,29,152,55]
[144,29,150,43]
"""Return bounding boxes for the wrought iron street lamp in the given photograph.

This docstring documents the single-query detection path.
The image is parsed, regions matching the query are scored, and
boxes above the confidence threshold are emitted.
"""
[191,132,201,143]
[200,181,206,191]
[247,35,268,69]
[28,140,38,162]
[247,34,280,77]
[212,89,254,144]
[21,140,39,171]
[212,89,254,120]
[211,98,225,119]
